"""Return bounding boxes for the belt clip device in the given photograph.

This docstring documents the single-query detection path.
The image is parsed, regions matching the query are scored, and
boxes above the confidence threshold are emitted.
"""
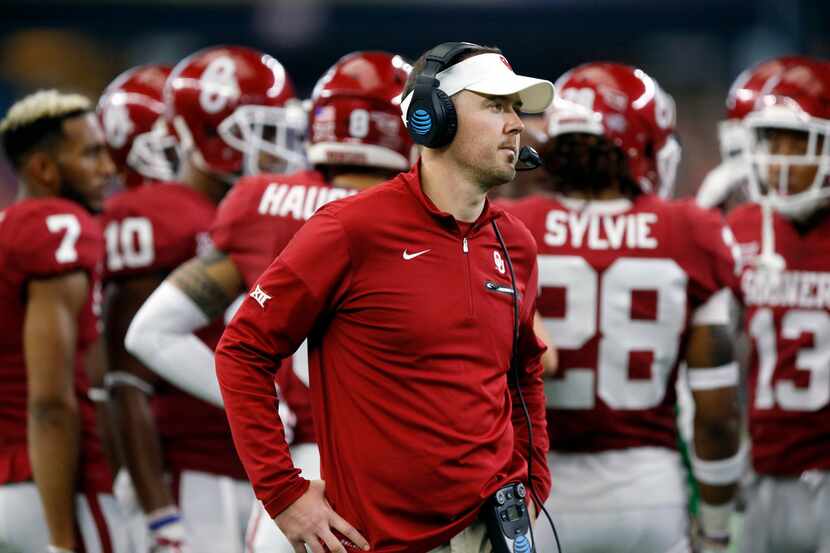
[482,482,533,553]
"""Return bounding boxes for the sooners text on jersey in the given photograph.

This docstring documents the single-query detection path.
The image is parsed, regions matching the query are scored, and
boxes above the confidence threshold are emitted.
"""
[728,203,830,475]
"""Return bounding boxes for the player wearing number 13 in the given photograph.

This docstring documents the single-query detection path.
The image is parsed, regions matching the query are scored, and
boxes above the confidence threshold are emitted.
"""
[503,63,743,553]
[725,57,830,553]
[99,46,306,553]
[0,91,131,552]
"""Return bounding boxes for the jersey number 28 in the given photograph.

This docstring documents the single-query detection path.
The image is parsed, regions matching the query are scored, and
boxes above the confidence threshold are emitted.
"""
[540,255,687,410]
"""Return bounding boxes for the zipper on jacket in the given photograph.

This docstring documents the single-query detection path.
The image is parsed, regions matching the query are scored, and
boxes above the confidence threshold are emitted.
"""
[485,281,515,296]
[462,236,473,315]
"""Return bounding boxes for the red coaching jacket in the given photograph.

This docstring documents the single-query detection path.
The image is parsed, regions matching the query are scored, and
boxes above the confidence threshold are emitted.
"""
[215,164,550,552]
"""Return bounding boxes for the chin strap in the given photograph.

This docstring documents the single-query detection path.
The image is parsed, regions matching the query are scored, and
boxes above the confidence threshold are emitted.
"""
[755,199,786,276]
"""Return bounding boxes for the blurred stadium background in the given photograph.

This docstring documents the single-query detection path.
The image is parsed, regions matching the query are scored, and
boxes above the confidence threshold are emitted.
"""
[0,0,828,207]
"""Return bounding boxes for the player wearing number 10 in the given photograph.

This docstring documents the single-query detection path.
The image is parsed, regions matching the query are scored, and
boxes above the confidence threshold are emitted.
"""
[0,91,130,552]
[503,63,743,553]
[99,46,306,553]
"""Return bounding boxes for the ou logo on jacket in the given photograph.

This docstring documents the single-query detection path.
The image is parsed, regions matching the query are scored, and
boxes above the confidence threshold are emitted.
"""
[493,251,506,275]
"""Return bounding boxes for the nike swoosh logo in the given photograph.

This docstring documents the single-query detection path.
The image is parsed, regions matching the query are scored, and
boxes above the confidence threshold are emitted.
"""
[403,249,431,260]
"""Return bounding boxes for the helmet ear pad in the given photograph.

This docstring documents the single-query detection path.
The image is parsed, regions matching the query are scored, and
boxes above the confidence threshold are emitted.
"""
[429,88,457,149]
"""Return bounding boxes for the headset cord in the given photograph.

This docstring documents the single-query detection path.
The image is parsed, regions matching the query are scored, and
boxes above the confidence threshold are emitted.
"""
[492,220,563,553]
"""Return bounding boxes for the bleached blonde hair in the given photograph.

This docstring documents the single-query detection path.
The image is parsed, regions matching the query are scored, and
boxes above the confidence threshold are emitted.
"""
[0,89,92,134]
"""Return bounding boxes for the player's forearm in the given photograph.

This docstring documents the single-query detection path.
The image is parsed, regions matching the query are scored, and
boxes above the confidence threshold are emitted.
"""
[110,386,176,513]
[693,412,741,504]
[532,312,558,376]
[125,282,223,406]
[85,338,122,473]
[28,398,80,548]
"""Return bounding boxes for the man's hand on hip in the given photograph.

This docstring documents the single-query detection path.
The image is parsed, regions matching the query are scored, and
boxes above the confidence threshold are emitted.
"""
[275,480,370,553]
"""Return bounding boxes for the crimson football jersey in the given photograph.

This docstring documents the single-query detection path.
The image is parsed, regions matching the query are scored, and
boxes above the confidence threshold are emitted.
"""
[728,203,830,475]
[102,182,246,479]
[211,170,357,445]
[504,194,735,452]
[0,198,110,491]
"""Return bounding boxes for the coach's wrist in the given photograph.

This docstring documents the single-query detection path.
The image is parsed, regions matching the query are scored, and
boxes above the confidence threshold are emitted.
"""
[264,476,312,519]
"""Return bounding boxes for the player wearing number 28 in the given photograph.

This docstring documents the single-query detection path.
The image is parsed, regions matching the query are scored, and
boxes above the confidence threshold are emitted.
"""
[0,91,132,552]
[503,63,743,553]
[725,57,830,553]
[99,46,306,553]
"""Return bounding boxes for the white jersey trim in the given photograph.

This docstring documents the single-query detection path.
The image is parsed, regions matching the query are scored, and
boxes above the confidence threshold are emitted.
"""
[691,288,734,326]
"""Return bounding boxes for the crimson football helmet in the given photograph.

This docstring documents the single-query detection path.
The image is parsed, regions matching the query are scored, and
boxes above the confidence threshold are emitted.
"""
[546,62,680,197]
[719,56,812,160]
[165,45,306,178]
[308,51,413,171]
[97,64,177,188]
[743,57,830,219]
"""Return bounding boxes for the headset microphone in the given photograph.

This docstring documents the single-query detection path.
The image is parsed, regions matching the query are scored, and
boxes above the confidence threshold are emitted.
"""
[515,146,542,171]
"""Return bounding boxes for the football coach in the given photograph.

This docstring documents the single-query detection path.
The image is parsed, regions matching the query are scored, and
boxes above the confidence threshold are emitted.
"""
[215,42,554,553]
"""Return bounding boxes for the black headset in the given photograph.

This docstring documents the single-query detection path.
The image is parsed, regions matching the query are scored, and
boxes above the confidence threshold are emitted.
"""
[405,42,544,172]
[405,41,485,148]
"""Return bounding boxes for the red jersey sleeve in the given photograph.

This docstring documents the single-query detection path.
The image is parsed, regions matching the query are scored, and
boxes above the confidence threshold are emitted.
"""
[210,179,274,284]
[215,207,351,517]
[101,184,215,281]
[13,199,102,279]
[674,199,738,310]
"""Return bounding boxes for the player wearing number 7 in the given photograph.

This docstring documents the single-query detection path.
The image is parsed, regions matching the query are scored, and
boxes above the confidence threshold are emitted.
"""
[503,63,744,553]
[98,47,307,553]
[0,91,131,552]
[725,57,830,553]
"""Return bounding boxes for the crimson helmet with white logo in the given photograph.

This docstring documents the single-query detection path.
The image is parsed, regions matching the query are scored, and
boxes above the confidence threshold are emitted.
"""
[165,45,306,178]
[546,62,680,197]
[743,57,830,219]
[97,64,176,188]
[718,56,812,160]
[308,51,413,171]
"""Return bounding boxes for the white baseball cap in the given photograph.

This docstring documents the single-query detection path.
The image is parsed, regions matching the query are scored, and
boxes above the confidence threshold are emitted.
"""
[401,53,554,123]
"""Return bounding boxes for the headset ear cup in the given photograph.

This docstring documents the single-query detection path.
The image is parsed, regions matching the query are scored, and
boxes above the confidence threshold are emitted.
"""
[430,88,457,148]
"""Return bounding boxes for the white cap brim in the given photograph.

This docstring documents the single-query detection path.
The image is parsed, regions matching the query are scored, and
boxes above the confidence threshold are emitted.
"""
[464,74,554,114]
[401,53,554,122]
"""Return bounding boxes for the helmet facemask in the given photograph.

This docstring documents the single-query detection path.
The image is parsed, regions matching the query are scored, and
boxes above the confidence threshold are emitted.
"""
[128,118,179,182]
[745,103,830,221]
[218,100,307,177]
